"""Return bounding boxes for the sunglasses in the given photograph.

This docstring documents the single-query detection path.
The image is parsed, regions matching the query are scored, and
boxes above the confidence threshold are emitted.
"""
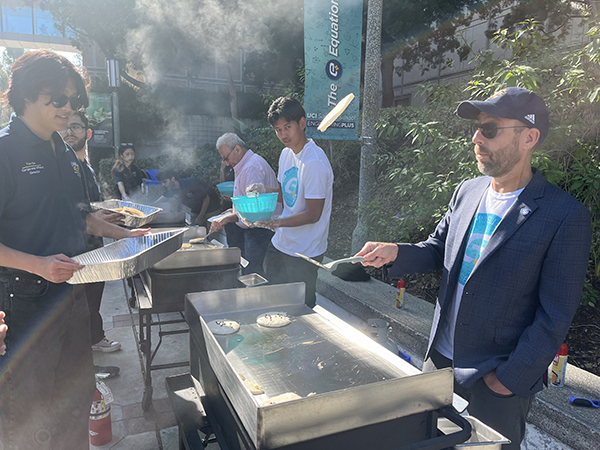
[569,397,600,408]
[48,94,83,111]
[472,123,529,140]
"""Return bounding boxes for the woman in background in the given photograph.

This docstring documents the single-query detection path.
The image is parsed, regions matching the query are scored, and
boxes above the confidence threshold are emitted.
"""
[112,143,145,200]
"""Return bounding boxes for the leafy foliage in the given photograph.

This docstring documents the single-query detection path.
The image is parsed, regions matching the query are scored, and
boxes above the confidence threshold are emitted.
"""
[369,85,478,244]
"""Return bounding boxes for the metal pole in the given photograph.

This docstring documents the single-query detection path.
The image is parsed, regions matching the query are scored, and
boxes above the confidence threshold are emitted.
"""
[351,0,382,253]
[112,90,120,159]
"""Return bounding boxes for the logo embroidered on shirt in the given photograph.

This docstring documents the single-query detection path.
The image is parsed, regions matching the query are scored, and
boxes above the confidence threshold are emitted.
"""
[71,161,82,177]
[22,162,44,175]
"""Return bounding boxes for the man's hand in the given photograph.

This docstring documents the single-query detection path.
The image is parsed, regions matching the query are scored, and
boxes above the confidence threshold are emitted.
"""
[36,254,83,283]
[246,183,266,195]
[126,228,152,238]
[95,209,125,226]
[483,371,513,396]
[355,242,399,268]
[254,216,281,229]
[0,311,7,356]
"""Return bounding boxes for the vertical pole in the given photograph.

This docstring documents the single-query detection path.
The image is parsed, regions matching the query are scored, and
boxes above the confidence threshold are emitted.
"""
[351,0,382,253]
[112,90,120,159]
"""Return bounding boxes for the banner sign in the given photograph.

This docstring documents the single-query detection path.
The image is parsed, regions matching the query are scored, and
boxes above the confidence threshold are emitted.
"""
[86,93,113,148]
[304,0,363,141]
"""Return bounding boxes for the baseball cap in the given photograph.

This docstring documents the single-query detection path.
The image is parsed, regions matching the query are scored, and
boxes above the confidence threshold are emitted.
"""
[456,87,549,143]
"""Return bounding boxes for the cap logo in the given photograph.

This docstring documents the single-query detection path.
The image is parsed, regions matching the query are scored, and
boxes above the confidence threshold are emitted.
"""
[524,114,535,124]
[488,89,509,100]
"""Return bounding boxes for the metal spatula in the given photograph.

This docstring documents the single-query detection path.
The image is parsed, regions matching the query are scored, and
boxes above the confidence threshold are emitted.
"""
[295,253,365,271]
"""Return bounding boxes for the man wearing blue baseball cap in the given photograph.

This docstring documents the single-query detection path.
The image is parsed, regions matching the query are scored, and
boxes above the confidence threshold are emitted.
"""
[356,87,591,448]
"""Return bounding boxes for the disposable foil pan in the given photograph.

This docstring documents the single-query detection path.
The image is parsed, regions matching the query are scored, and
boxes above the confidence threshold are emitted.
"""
[67,228,186,284]
[91,199,162,227]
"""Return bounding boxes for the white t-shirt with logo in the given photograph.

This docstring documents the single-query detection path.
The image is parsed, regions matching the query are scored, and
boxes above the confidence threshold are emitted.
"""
[436,186,523,359]
[272,139,333,257]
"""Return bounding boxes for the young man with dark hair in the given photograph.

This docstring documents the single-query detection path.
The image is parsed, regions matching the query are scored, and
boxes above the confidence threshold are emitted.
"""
[155,169,220,227]
[0,50,147,449]
[250,97,334,307]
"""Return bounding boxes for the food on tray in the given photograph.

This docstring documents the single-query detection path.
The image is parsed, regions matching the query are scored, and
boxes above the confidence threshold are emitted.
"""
[113,206,145,217]
[239,373,264,395]
[208,319,240,335]
[260,392,301,407]
[256,311,291,328]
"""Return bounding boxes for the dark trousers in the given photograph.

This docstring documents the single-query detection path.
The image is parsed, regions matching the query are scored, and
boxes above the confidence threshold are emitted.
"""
[423,349,533,450]
[86,281,106,345]
[263,242,323,308]
[224,223,273,277]
[0,269,95,450]
[245,228,274,276]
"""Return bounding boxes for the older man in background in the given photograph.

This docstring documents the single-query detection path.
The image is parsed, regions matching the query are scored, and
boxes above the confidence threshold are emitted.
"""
[210,133,280,276]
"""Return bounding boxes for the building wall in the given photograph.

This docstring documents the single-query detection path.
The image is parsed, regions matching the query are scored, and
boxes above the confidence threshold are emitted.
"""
[390,11,590,107]
[139,114,264,159]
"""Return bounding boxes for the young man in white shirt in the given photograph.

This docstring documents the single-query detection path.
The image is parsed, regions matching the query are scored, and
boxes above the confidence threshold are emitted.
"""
[252,97,334,307]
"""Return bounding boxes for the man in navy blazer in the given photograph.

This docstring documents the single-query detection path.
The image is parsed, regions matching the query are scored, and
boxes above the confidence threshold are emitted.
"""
[357,88,591,449]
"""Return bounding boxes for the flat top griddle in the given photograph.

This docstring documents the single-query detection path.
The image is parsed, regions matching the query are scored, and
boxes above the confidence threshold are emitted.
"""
[207,305,405,402]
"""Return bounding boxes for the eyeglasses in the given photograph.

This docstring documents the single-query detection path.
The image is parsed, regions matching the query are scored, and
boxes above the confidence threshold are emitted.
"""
[42,92,83,111]
[221,145,236,162]
[60,124,85,134]
[472,123,529,140]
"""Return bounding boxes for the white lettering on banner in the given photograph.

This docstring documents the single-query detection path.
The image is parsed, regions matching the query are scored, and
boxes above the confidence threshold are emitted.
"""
[328,83,338,106]
[328,0,340,109]
[328,0,340,57]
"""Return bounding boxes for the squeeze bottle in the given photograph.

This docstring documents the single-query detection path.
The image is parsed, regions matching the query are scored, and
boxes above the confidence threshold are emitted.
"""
[550,343,568,387]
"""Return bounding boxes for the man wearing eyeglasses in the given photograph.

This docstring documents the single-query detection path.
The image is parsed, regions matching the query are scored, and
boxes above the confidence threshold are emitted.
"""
[211,133,280,276]
[0,50,148,449]
[356,88,591,449]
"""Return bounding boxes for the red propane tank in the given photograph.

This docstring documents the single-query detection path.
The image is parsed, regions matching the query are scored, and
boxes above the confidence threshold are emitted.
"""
[89,385,112,446]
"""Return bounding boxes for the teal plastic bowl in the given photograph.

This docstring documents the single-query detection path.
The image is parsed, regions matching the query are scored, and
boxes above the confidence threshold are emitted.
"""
[232,193,278,223]
[217,181,234,197]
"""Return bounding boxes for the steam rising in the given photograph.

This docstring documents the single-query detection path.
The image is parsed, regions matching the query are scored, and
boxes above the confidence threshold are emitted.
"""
[122,0,299,172]
[127,0,295,85]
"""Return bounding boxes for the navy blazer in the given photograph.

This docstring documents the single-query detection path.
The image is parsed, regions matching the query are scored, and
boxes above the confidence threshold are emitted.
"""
[387,169,592,396]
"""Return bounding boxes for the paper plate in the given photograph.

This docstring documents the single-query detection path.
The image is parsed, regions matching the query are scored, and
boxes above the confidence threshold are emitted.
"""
[317,93,355,132]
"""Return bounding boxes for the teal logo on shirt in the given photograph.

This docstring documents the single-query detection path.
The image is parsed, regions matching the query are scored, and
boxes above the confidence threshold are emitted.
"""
[282,166,298,207]
[458,213,501,285]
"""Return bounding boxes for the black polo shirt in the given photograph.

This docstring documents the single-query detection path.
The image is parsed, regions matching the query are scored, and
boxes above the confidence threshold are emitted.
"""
[0,115,88,258]
[112,163,144,199]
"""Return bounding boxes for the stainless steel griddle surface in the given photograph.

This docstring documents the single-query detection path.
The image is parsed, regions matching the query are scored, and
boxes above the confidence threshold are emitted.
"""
[205,306,405,400]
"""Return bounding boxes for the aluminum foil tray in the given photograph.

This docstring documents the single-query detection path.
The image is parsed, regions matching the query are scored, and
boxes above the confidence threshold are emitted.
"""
[91,199,162,227]
[67,228,186,284]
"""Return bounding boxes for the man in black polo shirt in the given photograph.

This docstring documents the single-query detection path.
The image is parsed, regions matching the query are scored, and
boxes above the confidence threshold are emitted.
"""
[0,50,147,449]
[155,169,221,226]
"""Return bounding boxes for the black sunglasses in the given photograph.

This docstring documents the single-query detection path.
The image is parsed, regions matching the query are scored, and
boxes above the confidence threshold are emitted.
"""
[472,123,529,140]
[49,94,83,111]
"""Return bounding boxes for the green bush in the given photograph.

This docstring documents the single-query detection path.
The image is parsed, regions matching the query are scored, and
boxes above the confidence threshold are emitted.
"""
[369,85,478,244]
